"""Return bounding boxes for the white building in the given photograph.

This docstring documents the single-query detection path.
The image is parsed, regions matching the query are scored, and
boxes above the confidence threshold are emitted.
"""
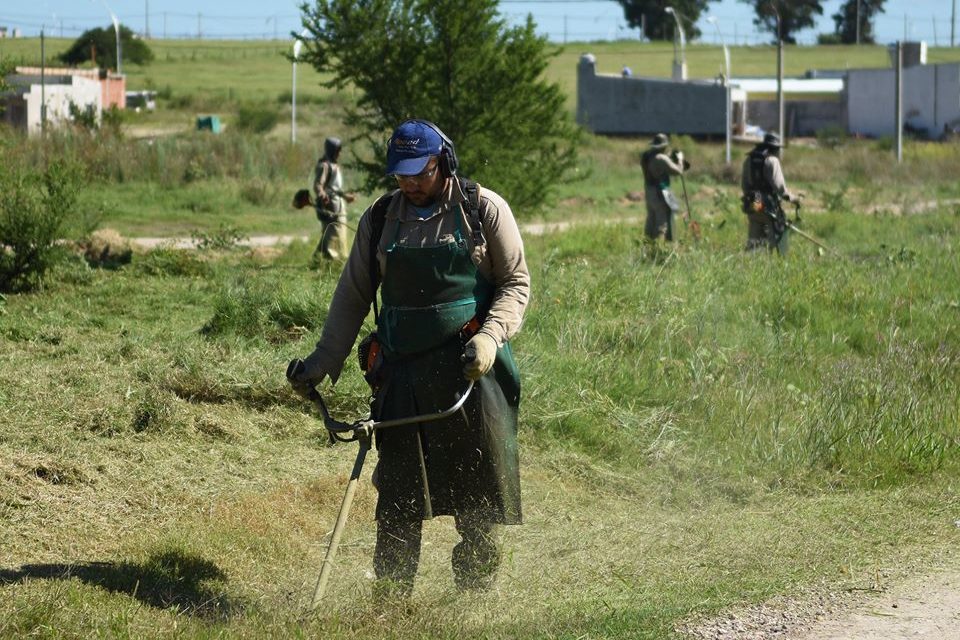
[847,62,960,138]
[2,71,104,135]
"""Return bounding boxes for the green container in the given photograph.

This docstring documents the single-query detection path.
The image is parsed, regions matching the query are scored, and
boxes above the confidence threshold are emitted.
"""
[196,115,222,134]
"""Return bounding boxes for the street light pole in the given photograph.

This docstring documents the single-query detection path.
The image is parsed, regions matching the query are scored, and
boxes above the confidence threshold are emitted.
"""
[665,7,687,81]
[707,16,732,166]
[93,0,122,74]
[291,29,308,144]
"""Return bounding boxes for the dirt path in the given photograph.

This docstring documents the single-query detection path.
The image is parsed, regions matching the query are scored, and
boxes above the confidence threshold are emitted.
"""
[680,568,960,640]
[793,570,960,640]
[128,217,643,250]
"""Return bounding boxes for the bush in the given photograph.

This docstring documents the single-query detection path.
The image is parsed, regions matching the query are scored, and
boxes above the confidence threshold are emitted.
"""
[235,105,279,134]
[815,124,848,149]
[135,247,210,278]
[0,160,85,293]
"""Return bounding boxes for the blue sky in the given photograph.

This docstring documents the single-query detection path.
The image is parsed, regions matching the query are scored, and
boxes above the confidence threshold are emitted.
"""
[2,1,957,46]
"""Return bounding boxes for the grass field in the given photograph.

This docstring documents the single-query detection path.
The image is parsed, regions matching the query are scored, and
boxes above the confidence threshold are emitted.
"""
[2,30,960,640]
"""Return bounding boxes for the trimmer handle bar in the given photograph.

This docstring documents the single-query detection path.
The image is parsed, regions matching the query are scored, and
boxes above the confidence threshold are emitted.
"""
[290,362,474,442]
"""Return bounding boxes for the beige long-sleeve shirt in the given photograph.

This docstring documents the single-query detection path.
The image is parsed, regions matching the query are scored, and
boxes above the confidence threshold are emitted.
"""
[311,177,530,383]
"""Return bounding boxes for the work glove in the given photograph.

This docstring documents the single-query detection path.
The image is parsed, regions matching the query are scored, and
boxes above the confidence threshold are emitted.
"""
[462,333,498,381]
[672,150,690,172]
[286,349,328,400]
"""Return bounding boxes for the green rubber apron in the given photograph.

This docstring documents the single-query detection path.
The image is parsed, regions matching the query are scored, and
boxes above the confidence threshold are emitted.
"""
[372,211,521,525]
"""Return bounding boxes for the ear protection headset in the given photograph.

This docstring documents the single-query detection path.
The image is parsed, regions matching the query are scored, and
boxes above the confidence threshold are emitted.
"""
[408,119,458,177]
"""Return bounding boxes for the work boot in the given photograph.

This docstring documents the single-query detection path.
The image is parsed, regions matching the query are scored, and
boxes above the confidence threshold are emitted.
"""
[373,516,422,598]
[452,516,501,592]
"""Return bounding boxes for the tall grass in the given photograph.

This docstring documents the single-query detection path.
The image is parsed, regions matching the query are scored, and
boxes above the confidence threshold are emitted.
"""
[0,204,958,638]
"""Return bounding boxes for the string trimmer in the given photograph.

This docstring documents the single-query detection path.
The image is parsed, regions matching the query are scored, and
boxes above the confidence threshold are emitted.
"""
[783,198,839,256]
[678,173,702,241]
[286,359,474,610]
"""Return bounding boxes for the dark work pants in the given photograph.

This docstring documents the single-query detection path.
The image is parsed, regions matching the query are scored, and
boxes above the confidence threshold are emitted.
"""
[373,512,502,593]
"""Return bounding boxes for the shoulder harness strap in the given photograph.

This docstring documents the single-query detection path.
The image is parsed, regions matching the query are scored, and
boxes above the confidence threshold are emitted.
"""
[368,192,393,323]
[367,181,485,322]
[459,177,485,248]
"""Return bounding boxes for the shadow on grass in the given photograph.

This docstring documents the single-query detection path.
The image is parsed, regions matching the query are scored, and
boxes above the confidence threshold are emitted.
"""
[0,549,245,620]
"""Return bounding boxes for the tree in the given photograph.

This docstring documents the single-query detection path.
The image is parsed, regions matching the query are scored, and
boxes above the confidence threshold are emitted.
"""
[741,0,824,44]
[59,25,154,70]
[617,0,712,41]
[298,0,579,213]
[832,0,886,44]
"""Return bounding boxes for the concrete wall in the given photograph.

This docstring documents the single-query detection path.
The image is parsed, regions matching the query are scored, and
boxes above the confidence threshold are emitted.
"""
[577,54,731,135]
[6,74,102,135]
[847,63,960,138]
[748,99,847,136]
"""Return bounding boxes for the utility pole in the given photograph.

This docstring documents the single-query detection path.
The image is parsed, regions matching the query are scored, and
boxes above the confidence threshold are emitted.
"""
[855,0,860,45]
[953,0,956,47]
[563,15,568,44]
[197,12,202,40]
[778,38,784,144]
[895,41,903,164]
[41,28,46,135]
[145,0,150,38]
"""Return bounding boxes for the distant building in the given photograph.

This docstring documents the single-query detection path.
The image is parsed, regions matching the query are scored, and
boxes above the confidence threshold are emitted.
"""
[847,44,959,139]
[1,67,125,135]
[578,44,959,141]
[576,53,746,136]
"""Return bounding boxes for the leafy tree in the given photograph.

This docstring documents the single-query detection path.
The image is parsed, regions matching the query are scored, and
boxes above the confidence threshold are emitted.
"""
[832,0,885,44]
[298,0,579,213]
[740,0,824,44]
[59,25,154,70]
[617,0,712,41]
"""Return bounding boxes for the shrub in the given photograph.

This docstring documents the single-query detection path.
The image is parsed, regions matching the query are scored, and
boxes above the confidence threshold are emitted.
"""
[68,102,99,131]
[190,225,247,251]
[0,160,85,293]
[239,178,276,205]
[815,124,848,149]
[235,105,279,134]
[135,247,210,278]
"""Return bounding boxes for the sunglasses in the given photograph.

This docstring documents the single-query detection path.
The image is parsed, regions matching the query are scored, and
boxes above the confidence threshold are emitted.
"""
[393,163,440,185]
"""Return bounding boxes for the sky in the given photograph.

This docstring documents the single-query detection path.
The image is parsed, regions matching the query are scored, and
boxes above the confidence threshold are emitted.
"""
[2,0,958,46]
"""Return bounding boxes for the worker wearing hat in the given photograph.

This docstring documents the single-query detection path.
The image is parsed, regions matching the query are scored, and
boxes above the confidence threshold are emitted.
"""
[741,132,795,254]
[289,119,529,597]
[640,133,688,248]
[312,137,356,261]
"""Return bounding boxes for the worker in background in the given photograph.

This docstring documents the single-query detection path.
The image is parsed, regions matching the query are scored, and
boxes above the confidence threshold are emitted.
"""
[741,133,795,254]
[313,136,355,262]
[640,133,687,251]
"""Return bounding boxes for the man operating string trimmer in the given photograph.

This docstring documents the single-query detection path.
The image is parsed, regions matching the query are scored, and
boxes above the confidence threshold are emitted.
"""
[288,119,530,598]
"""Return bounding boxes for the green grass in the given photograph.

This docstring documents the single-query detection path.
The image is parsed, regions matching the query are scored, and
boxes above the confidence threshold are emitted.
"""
[2,35,960,638]
[1,205,958,638]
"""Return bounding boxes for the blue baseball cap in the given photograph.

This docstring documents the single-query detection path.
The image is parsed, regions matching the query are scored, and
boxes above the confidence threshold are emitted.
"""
[385,120,443,176]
